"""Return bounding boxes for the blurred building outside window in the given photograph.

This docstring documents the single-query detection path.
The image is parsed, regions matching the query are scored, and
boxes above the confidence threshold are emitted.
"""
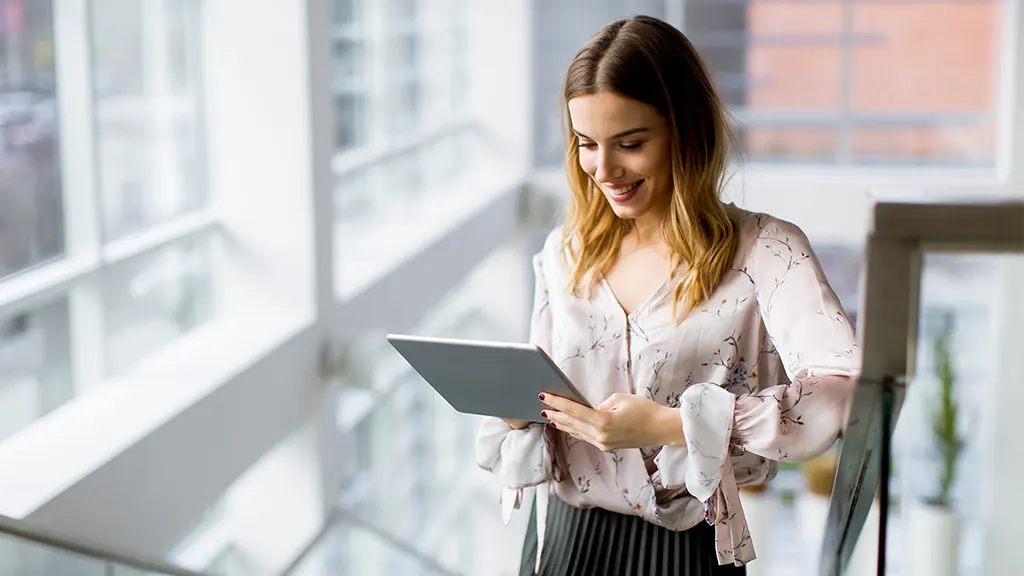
[0,0,212,444]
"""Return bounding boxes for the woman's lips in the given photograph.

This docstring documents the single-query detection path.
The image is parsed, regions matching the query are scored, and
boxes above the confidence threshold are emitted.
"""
[607,180,642,203]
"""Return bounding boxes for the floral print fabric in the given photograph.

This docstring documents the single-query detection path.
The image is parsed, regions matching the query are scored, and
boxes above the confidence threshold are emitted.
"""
[475,204,860,566]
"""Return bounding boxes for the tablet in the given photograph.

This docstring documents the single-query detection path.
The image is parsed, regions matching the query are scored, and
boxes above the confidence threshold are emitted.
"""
[386,334,593,423]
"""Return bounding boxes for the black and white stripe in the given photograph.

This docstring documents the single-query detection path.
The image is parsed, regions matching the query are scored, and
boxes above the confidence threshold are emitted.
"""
[519,496,747,576]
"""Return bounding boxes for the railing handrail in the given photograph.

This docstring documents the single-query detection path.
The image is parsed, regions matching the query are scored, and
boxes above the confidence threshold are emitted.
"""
[819,200,1024,575]
[0,514,209,576]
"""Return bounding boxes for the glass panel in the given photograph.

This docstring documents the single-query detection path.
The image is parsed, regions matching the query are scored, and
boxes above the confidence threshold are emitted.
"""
[103,238,215,376]
[333,0,358,25]
[0,0,63,281]
[333,93,365,150]
[334,128,505,299]
[887,253,1006,576]
[849,1,1003,166]
[687,0,1004,166]
[0,298,71,443]
[695,1,844,163]
[0,532,107,576]
[91,0,206,241]
[0,530,185,576]
[329,243,532,574]
[289,520,453,576]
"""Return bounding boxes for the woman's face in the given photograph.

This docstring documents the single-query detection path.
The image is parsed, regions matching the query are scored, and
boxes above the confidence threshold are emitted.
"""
[567,92,673,223]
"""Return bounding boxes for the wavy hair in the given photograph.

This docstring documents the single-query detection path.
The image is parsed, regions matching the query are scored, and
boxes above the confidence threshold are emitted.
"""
[561,15,738,323]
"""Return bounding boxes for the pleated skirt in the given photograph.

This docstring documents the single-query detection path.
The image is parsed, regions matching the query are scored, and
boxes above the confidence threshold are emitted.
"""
[519,496,747,576]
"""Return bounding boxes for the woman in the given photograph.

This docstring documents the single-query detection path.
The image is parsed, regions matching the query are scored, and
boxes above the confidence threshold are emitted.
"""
[475,15,859,576]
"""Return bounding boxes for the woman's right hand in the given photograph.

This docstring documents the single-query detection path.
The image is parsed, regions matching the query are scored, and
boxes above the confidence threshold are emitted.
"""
[501,418,531,430]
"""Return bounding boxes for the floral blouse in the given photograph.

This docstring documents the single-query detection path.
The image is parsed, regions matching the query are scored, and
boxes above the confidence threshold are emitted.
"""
[475,203,860,567]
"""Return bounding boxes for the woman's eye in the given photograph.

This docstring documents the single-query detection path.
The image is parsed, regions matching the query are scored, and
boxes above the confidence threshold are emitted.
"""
[578,142,597,150]
[620,142,642,150]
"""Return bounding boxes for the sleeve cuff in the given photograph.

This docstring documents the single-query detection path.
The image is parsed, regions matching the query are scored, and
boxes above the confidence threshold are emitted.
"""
[679,383,736,502]
[678,383,756,566]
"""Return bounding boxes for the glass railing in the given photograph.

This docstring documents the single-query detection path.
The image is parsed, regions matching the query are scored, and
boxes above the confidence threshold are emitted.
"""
[0,514,207,576]
[284,508,464,576]
[820,201,1024,575]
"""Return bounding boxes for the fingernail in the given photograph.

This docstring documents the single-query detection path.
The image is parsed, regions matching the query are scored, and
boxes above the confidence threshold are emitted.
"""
[541,411,548,419]
[549,421,557,428]
[538,393,545,401]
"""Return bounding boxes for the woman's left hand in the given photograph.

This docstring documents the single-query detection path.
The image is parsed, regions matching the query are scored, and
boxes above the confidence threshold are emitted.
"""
[540,392,685,452]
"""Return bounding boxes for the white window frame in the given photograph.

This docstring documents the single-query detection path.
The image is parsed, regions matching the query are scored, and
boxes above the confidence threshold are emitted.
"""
[0,0,535,569]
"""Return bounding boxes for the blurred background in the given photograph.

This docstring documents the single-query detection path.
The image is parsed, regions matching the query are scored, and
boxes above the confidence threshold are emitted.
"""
[0,0,1021,575]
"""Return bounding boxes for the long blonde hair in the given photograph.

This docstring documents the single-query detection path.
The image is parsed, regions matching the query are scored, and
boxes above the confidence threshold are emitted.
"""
[561,16,738,323]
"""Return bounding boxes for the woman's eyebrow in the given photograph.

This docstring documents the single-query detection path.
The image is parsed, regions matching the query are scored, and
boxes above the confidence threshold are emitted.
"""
[572,127,650,140]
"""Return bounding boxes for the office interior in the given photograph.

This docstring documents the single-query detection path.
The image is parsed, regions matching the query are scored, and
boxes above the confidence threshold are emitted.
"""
[0,0,1022,575]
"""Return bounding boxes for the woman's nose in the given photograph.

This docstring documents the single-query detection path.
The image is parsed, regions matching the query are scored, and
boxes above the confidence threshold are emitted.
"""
[594,150,621,182]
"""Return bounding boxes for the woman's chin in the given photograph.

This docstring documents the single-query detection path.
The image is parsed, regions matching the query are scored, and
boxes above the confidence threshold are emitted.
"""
[608,202,649,221]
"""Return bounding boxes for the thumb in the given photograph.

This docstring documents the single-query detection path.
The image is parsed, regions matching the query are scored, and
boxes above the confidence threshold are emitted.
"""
[596,392,624,411]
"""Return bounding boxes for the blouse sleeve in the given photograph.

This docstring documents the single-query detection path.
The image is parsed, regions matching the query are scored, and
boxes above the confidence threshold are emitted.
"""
[474,246,561,520]
[675,216,861,565]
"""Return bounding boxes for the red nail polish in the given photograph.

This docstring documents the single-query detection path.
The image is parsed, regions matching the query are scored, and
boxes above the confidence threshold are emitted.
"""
[549,421,557,428]
[538,393,545,401]
[541,411,548,419]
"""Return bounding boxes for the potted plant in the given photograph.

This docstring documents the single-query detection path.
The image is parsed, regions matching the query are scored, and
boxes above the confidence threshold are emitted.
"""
[906,324,965,576]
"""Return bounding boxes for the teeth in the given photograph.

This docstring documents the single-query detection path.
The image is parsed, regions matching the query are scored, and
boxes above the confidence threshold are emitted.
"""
[612,181,641,196]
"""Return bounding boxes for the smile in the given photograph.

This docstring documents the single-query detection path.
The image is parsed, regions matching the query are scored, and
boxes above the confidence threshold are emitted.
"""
[606,180,643,203]
[610,180,642,196]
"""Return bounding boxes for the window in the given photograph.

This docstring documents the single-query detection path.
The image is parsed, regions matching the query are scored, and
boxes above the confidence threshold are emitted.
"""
[0,0,211,442]
[0,0,62,281]
[331,242,530,575]
[331,0,485,298]
[91,0,206,239]
[685,0,1006,166]
[0,299,70,443]
[332,0,367,151]
[102,238,215,377]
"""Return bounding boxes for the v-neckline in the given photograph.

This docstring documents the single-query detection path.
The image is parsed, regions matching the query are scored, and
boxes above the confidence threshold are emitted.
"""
[598,274,671,321]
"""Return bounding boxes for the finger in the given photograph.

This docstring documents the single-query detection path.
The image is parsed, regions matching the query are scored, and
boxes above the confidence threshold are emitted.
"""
[540,393,599,424]
[595,392,625,411]
[546,415,605,450]
[544,410,602,444]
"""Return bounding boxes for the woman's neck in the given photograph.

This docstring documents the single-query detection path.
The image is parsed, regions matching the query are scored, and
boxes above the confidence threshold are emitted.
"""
[630,208,666,248]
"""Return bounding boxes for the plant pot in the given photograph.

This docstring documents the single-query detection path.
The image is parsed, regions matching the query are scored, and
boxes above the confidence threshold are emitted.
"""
[905,500,960,576]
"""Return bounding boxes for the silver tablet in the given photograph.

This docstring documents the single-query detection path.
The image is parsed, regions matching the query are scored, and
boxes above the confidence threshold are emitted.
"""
[386,334,593,422]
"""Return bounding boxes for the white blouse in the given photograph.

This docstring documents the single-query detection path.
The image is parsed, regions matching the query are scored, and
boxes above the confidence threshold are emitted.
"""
[475,203,860,566]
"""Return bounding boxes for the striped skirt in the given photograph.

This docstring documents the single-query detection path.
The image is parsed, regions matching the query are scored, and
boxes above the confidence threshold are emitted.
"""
[519,495,747,576]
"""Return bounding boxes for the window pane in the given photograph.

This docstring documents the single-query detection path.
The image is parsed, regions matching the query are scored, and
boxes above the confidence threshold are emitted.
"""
[91,0,206,241]
[692,1,845,162]
[333,0,358,25]
[0,298,71,443]
[332,244,530,574]
[332,6,367,150]
[0,530,108,576]
[689,0,1004,166]
[0,0,62,280]
[103,238,215,376]
[334,93,365,150]
[848,2,1003,166]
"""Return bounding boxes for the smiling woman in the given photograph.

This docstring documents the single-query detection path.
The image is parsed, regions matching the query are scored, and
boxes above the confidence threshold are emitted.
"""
[475,15,860,576]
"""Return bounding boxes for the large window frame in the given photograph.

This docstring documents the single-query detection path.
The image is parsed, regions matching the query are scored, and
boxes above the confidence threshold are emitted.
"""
[0,0,534,569]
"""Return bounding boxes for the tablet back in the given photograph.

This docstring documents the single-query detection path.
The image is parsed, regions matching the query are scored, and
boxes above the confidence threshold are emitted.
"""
[386,334,592,422]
